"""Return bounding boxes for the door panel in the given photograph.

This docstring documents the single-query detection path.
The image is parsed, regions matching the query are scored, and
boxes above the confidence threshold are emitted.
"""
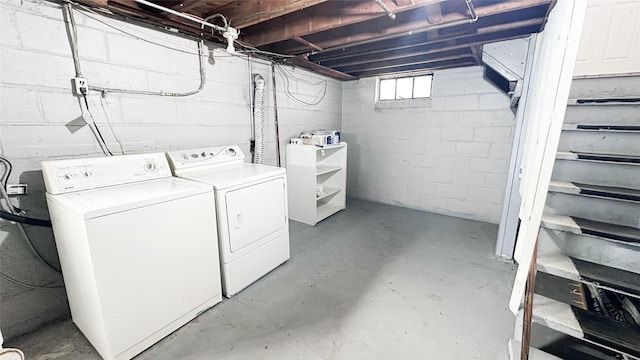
[574,0,640,76]
[225,178,286,252]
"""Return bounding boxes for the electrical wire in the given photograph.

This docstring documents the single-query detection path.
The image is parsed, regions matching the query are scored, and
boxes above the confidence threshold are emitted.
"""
[99,95,126,155]
[87,40,206,97]
[63,3,82,77]
[274,63,327,106]
[63,2,208,97]
[82,94,113,156]
[0,157,63,274]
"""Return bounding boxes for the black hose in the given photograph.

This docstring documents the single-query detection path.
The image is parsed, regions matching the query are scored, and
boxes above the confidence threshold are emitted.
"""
[0,210,52,227]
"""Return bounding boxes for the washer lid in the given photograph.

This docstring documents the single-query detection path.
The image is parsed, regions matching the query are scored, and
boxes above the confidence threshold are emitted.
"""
[46,177,212,219]
[177,163,286,189]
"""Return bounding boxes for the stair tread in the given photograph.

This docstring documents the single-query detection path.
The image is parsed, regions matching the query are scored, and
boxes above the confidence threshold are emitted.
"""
[533,294,640,357]
[556,151,640,164]
[574,217,640,245]
[541,215,640,245]
[537,253,640,297]
[576,124,640,131]
[548,180,640,202]
[508,339,562,360]
[574,97,640,104]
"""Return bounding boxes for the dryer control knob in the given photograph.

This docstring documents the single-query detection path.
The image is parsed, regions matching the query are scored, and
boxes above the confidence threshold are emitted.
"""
[144,161,157,173]
[181,154,188,160]
[226,148,236,156]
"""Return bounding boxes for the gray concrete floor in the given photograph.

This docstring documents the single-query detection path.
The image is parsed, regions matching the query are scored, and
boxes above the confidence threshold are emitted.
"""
[9,198,517,359]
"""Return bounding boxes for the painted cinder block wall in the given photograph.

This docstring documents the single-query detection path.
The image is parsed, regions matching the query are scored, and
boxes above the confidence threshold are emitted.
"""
[341,67,516,223]
[0,0,341,340]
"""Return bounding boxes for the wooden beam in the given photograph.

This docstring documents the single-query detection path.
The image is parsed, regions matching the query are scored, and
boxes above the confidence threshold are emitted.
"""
[425,2,443,24]
[263,0,551,54]
[291,36,323,51]
[317,28,534,69]
[106,0,216,38]
[170,0,208,13]
[211,0,328,29]
[350,59,476,78]
[309,17,545,63]
[337,53,476,74]
[241,0,445,47]
[334,48,472,73]
[470,44,482,63]
[281,57,356,81]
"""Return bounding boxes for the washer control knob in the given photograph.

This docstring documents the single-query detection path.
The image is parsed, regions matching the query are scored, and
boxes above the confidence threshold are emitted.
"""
[144,161,157,173]
[201,152,206,157]
[226,148,236,156]
[83,171,93,177]
[191,153,199,158]
[181,153,188,160]
[63,174,72,180]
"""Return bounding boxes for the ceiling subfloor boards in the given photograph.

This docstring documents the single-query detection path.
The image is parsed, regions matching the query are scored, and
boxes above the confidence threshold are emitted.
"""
[71,0,556,79]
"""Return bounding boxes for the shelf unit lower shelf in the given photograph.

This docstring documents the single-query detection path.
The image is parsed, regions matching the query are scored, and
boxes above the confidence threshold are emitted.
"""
[286,142,347,226]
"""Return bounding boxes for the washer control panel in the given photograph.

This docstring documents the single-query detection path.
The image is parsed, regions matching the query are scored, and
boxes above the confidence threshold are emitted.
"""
[167,145,245,172]
[42,153,171,194]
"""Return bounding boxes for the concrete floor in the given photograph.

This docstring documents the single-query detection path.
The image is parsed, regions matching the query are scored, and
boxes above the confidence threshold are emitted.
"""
[9,199,517,359]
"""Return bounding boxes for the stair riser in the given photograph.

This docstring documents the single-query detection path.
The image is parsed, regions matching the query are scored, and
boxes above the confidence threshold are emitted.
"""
[569,76,640,99]
[564,104,640,125]
[552,160,640,191]
[545,193,640,228]
[558,131,640,155]
[540,228,640,275]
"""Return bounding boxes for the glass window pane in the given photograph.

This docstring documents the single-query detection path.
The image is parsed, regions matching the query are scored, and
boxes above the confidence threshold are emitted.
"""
[413,75,432,98]
[396,77,413,99]
[379,79,396,100]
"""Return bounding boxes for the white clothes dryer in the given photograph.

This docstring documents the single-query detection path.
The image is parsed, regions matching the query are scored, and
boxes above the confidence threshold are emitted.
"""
[167,145,290,297]
[42,153,222,360]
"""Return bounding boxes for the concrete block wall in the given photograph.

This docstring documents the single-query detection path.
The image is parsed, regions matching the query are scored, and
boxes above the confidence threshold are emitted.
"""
[342,66,515,223]
[0,0,341,340]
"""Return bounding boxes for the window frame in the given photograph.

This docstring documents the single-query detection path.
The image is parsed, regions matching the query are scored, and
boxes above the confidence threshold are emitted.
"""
[377,74,433,101]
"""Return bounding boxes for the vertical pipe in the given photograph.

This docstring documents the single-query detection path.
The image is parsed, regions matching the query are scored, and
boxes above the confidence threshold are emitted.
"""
[271,63,281,167]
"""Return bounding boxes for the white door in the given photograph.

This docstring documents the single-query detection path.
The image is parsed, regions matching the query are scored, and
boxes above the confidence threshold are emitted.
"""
[225,178,287,252]
[574,0,640,76]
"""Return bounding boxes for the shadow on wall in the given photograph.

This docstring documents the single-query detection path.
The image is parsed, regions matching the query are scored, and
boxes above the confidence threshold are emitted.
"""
[342,133,360,198]
[0,170,68,340]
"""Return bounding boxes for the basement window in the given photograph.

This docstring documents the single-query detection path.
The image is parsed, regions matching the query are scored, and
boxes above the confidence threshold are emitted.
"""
[379,75,433,100]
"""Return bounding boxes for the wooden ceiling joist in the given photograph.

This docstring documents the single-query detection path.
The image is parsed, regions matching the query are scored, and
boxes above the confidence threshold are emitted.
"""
[211,0,328,29]
[309,20,536,68]
[266,1,550,56]
[308,17,546,64]
[74,0,556,79]
[240,0,446,47]
[333,48,473,73]
[350,58,476,78]
[170,0,209,13]
[282,57,356,81]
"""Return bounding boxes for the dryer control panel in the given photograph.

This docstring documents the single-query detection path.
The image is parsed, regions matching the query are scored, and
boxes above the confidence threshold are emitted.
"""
[42,153,171,194]
[167,145,245,173]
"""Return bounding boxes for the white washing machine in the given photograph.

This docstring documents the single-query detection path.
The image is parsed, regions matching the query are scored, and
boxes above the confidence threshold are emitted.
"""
[41,153,222,360]
[167,145,290,297]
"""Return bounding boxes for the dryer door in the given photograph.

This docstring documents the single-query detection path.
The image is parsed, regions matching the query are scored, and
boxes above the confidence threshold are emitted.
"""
[225,177,287,252]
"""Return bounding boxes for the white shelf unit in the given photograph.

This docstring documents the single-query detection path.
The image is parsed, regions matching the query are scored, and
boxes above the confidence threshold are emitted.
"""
[286,143,347,225]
